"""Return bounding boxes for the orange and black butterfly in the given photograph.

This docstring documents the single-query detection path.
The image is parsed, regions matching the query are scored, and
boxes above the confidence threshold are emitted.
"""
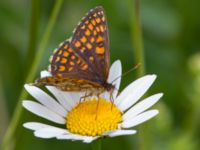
[36,6,115,95]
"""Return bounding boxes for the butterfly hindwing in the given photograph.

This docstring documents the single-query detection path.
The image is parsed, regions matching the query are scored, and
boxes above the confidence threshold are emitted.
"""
[50,40,95,81]
[36,75,102,91]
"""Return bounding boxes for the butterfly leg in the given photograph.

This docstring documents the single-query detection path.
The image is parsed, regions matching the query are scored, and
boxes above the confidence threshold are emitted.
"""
[80,91,94,102]
[80,91,87,103]
[109,92,115,110]
[95,93,101,120]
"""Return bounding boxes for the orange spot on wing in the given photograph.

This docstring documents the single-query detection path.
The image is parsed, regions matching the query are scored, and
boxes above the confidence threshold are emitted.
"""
[68,48,73,52]
[70,61,75,66]
[88,24,94,30]
[96,36,104,43]
[85,29,91,36]
[68,67,73,71]
[102,16,105,22]
[77,79,84,83]
[86,43,92,49]
[96,27,100,32]
[80,47,85,53]
[61,58,67,63]
[90,37,95,43]
[46,77,54,82]
[80,36,87,43]
[58,50,62,55]
[100,26,104,32]
[93,13,97,17]
[91,20,96,26]
[71,55,76,60]
[89,56,94,61]
[75,41,81,47]
[55,57,60,62]
[93,30,97,35]
[59,66,65,72]
[81,25,85,29]
[77,59,81,64]
[96,18,101,23]
[64,45,68,49]
[82,64,88,70]
[56,74,63,78]
[96,47,105,54]
[63,51,69,57]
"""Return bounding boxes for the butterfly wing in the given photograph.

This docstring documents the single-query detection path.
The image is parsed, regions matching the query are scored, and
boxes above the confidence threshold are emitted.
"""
[36,76,102,91]
[36,6,110,91]
[36,40,102,91]
[70,6,110,82]
[49,40,98,82]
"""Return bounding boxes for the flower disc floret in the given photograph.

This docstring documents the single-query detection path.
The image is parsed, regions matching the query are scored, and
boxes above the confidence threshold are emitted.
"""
[66,98,122,136]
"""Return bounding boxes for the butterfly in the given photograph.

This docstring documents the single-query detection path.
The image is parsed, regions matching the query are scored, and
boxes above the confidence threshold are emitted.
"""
[35,6,115,96]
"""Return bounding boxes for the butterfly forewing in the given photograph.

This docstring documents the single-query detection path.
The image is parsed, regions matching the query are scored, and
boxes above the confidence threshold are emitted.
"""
[71,6,110,81]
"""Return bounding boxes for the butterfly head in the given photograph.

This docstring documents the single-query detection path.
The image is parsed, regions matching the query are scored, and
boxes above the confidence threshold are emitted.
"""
[103,82,115,93]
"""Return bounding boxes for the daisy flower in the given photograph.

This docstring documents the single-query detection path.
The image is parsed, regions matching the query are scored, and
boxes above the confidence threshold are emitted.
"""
[22,60,163,143]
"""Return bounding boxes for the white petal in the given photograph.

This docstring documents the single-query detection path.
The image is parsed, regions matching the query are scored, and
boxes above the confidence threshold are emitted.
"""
[22,101,65,124]
[122,110,159,128]
[40,70,51,77]
[69,92,85,105]
[83,136,99,143]
[104,130,137,137]
[123,93,163,121]
[40,71,84,111]
[24,84,67,117]
[45,86,73,111]
[34,127,69,138]
[57,134,98,143]
[116,75,157,111]
[103,60,122,100]
[23,122,55,130]
[40,71,71,111]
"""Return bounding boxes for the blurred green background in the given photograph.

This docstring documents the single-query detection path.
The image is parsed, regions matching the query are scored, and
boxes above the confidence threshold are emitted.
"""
[1,0,200,150]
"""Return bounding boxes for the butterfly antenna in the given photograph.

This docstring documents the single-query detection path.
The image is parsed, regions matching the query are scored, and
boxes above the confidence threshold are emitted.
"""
[111,63,141,84]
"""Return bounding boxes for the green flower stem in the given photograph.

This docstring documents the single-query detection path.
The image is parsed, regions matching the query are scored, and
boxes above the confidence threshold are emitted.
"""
[129,0,145,76]
[91,139,102,150]
[129,0,150,150]
[1,0,64,149]
[25,0,40,73]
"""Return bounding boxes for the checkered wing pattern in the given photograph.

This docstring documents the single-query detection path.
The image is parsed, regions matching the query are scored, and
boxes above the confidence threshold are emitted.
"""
[36,6,110,91]
[50,40,94,81]
[71,6,110,81]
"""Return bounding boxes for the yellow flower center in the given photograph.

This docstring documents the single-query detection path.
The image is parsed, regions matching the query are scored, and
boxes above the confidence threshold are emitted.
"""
[66,98,122,136]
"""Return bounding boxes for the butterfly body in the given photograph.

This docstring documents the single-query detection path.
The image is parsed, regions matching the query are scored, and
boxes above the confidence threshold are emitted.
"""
[35,6,115,95]
[36,76,114,94]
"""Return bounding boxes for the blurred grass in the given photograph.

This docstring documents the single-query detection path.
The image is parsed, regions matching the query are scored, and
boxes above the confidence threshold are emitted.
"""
[1,0,63,149]
[1,0,200,150]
